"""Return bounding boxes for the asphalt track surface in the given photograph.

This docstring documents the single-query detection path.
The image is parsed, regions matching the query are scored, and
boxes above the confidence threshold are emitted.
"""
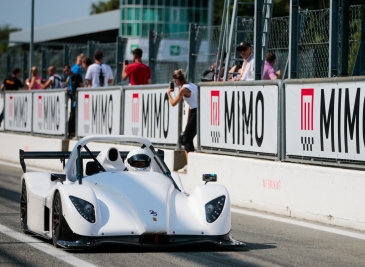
[1,162,365,267]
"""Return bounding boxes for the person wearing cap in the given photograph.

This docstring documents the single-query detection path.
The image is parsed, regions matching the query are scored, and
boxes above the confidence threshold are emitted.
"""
[229,41,255,81]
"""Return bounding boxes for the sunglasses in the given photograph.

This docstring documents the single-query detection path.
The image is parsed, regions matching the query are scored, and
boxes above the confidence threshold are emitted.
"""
[63,69,70,73]
[238,47,249,52]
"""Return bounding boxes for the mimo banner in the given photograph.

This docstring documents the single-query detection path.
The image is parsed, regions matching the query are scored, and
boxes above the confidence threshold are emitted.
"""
[123,84,179,145]
[32,90,67,136]
[77,87,122,137]
[4,91,32,133]
[199,83,279,154]
[286,81,365,161]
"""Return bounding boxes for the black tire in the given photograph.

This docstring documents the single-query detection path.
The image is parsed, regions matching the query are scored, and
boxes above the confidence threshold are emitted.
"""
[52,191,64,247]
[20,180,27,233]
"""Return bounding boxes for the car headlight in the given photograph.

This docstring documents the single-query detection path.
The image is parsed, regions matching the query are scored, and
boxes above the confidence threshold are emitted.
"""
[205,195,226,223]
[69,195,95,223]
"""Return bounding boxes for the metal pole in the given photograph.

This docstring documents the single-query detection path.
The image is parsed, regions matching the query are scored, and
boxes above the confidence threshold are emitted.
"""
[288,0,300,79]
[216,0,230,80]
[254,0,263,80]
[223,0,239,81]
[116,36,124,85]
[339,0,349,76]
[87,40,94,59]
[63,44,69,66]
[41,49,47,78]
[148,31,156,84]
[6,54,11,75]
[187,24,197,83]
[23,51,28,81]
[29,0,34,78]
[329,0,339,77]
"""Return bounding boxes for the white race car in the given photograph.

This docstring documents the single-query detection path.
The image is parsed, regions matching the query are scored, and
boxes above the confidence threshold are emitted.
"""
[19,135,244,248]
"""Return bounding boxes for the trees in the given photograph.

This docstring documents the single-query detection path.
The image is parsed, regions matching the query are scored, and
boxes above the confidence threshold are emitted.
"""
[90,0,119,15]
[0,24,21,54]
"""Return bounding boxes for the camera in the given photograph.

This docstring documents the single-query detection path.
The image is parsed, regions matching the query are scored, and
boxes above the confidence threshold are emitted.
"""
[124,60,128,65]
[170,82,174,91]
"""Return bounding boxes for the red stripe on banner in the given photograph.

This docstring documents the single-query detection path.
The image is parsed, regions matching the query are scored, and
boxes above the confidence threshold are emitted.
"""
[308,102,311,130]
[304,103,307,130]
[84,94,90,120]
[210,91,220,126]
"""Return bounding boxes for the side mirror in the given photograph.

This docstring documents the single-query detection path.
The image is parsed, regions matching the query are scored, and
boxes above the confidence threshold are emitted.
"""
[202,174,217,184]
[51,173,66,184]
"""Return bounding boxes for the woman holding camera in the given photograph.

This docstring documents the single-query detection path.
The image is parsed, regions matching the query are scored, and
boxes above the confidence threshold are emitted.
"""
[167,69,198,173]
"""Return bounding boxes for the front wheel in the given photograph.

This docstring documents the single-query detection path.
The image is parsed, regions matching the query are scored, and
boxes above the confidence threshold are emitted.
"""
[52,191,64,247]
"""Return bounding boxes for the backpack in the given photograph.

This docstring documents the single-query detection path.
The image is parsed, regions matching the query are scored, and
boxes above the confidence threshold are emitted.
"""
[99,64,105,86]
[52,75,66,89]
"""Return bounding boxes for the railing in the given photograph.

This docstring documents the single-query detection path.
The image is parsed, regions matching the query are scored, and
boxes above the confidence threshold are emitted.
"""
[3,76,365,169]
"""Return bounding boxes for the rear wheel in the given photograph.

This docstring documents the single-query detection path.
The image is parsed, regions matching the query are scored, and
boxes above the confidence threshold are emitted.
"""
[52,191,64,247]
[20,180,27,233]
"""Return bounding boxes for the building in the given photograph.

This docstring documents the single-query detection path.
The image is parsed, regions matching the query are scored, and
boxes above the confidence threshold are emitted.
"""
[9,10,120,44]
[120,0,213,37]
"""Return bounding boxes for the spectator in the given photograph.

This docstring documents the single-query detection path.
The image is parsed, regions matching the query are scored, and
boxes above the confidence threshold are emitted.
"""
[71,53,85,78]
[122,48,151,85]
[63,64,83,138]
[167,69,197,173]
[41,66,63,89]
[82,57,92,71]
[85,51,114,87]
[201,51,226,82]
[229,41,254,81]
[0,67,26,126]
[26,66,42,90]
[262,52,281,80]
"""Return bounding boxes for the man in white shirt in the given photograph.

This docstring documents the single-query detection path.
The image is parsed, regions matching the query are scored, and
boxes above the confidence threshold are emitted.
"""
[85,51,114,88]
[229,42,255,81]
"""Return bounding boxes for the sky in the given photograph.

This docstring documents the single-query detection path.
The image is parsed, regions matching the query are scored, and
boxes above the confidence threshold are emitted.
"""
[0,0,100,31]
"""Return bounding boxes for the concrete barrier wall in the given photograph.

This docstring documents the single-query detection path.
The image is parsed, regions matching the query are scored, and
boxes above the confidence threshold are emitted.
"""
[0,133,65,172]
[184,152,365,231]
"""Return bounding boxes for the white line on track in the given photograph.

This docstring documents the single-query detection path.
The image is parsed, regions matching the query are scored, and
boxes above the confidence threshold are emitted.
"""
[0,224,98,267]
[2,160,365,242]
[232,207,365,241]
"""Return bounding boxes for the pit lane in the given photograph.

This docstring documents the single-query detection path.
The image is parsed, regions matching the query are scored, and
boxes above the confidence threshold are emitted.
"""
[1,162,365,267]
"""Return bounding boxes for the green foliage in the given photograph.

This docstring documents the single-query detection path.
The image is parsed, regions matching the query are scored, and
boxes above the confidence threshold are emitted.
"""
[213,0,335,26]
[0,24,21,54]
[90,0,120,15]
[348,19,361,74]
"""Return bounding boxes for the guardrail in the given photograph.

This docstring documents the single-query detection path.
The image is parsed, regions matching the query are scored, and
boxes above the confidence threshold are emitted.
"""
[284,76,365,169]
[198,80,283,160]
[4,89,68,138]
[76,86,122,137]
[3,77,365,169]
[122,84,182,148]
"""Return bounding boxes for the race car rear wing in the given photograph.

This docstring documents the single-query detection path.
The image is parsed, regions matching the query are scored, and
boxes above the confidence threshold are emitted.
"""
[19,149,164,173]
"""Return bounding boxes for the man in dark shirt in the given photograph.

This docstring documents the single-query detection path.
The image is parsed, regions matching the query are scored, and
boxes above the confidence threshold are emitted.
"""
[0,67,26,126]
[63,64,83,138]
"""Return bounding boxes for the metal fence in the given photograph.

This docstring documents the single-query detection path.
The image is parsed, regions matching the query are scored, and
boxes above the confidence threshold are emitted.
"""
[0,5,362,84]
[348,4,362,74]
[154,31,190,84]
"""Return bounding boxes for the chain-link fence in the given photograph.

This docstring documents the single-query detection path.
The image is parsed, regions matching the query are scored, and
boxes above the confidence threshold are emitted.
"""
[348,5,362,74]
[0,5,363,84]
[268,16,290,79]
[298,8,330,78]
